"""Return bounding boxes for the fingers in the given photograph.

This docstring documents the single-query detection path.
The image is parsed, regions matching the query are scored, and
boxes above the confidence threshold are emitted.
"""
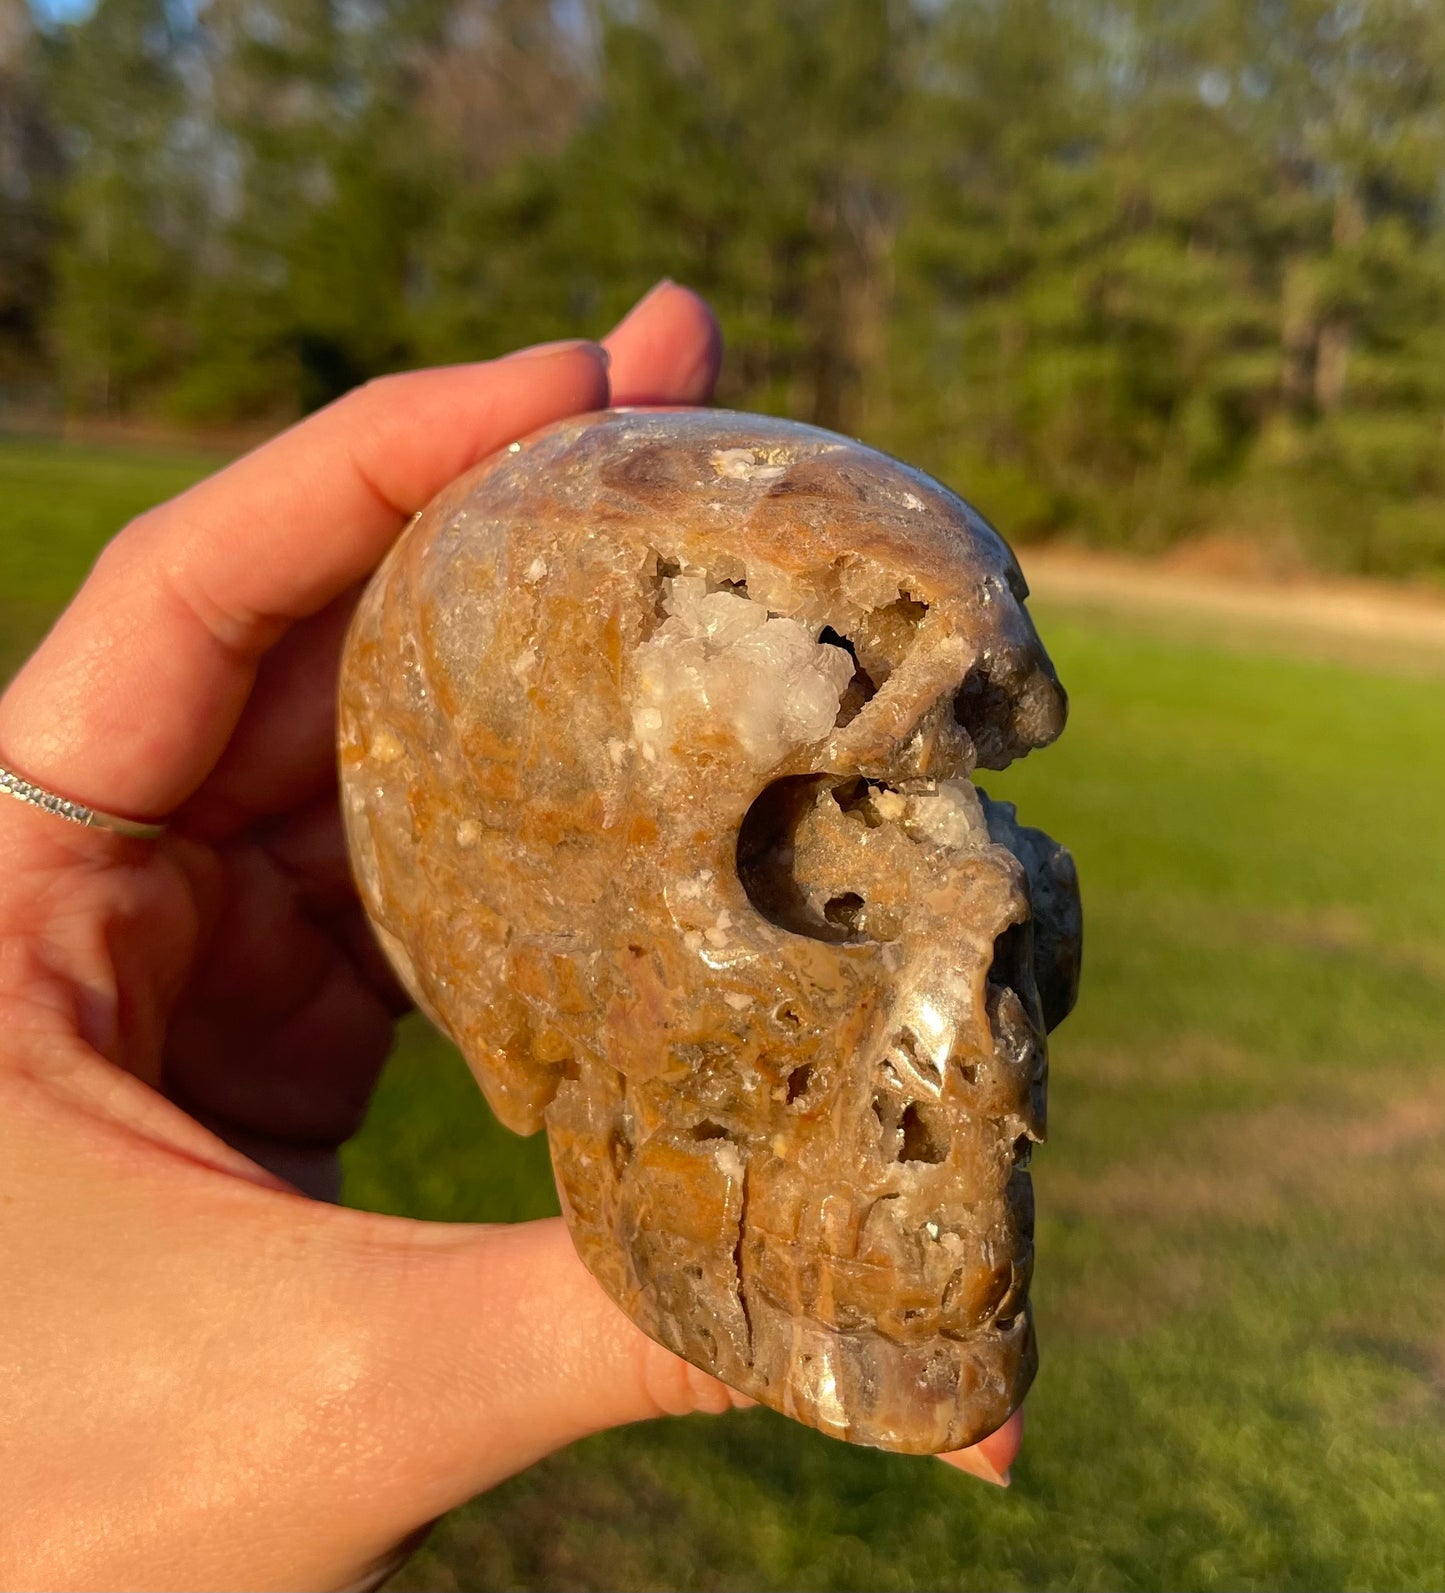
[186,279,724,837]
[200,280,723,834]
[937,1404,1023,1487]
[0,280,723,839]
[0,342,612,821]
[0,1081,746,1593]
[175,587,362,840]
[604,279,722,406]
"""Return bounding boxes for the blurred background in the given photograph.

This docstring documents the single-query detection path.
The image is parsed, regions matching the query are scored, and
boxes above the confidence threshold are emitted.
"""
[3,2,1445,1589]
[5,0,1445,574]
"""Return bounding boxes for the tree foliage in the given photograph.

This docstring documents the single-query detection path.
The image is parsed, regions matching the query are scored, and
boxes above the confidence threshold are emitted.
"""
[5,0,1445,574]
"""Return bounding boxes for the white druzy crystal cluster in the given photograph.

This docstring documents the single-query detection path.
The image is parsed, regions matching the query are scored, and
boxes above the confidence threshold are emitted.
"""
[632,572,855,770]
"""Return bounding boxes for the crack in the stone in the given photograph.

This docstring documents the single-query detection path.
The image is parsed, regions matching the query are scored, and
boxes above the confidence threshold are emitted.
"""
[733,1159,754,1366]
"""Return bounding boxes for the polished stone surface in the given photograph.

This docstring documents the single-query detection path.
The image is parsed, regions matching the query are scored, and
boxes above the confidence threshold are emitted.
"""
[339,409,1081,1452]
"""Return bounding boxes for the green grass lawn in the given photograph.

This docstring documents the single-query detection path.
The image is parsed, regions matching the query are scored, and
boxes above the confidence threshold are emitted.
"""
[5,434,1445,1592]
[0,432,230,676]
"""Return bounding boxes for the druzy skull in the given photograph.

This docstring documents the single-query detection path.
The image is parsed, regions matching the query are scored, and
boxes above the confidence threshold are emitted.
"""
[338,409,1081,1453]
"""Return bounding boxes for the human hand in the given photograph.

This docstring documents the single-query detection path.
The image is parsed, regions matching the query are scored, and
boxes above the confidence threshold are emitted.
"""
[0,281,1022,1592]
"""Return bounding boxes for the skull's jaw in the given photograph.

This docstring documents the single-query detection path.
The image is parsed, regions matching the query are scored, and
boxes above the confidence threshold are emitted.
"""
[549,1090,1041,1453]
[743,1287,1036,1453]
[554,1163,1037,1452]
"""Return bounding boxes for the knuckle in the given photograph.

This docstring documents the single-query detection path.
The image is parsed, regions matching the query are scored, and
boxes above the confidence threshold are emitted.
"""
[349,369,413,415]
[92,505,165,577]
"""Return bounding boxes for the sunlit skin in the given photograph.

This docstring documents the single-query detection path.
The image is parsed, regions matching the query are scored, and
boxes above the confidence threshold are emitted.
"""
[0,282,1021,1592]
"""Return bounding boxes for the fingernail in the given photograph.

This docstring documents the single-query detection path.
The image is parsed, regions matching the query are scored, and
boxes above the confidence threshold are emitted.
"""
[507,338,609,367]
[622,278,677,318]
[939,1449,1011,1488]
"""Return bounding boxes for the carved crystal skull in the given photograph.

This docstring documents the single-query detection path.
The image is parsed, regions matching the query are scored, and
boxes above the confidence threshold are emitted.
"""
[338,409,1081,1454]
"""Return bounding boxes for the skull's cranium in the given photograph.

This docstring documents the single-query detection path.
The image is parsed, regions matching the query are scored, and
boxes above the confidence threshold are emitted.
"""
[339,410,1081,1453]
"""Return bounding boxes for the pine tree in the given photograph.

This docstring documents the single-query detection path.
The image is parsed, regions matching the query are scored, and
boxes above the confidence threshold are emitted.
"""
[12,0,1445,575]
[517,0,916,433]
[47,0,201,414]
[0,0,60,398]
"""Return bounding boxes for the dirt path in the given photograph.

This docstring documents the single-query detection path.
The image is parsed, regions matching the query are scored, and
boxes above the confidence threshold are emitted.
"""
[1019,548,1445,672]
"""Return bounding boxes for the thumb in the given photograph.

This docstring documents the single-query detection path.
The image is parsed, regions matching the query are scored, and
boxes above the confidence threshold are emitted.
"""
[348,1212,1019,1532]
[0,1054,744,1593]
[362,1215,749,1509]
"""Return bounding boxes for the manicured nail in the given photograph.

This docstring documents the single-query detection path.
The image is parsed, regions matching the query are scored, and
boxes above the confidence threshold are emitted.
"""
[507,338,609,366]
[938,1448,1011,1488]
[621,277,677,318]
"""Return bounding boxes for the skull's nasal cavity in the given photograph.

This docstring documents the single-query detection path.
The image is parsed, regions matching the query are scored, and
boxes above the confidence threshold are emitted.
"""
[953,662,1016,767]
[873,1092,952,1164]
[737,775,855,942]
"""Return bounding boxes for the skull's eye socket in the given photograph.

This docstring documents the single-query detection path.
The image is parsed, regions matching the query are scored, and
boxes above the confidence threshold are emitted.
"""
[873,1093,952,1164]
[736,775,853,942]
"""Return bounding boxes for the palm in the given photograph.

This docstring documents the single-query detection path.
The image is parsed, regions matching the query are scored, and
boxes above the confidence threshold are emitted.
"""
[162,816,396,1196]
[151,593,403,1192]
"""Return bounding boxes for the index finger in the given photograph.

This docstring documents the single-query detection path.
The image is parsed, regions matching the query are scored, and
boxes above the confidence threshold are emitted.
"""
[0,342,610,823]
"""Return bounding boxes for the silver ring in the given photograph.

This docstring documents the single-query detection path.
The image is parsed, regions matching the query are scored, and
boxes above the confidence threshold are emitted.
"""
[0,762,167,840]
